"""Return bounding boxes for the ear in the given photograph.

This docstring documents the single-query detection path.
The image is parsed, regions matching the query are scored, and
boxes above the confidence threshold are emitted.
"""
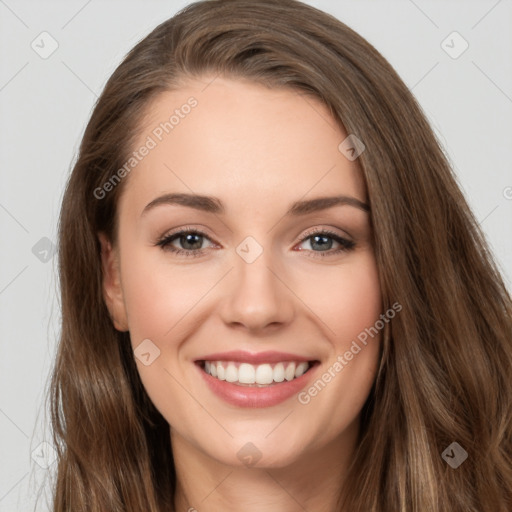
[98,232,129,332]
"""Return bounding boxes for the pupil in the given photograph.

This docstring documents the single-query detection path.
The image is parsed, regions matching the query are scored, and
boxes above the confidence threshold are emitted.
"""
[311,235,332,251]
[181,233,202,250]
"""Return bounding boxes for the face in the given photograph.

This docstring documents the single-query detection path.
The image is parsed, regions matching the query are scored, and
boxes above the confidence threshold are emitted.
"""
[99,76,382,469]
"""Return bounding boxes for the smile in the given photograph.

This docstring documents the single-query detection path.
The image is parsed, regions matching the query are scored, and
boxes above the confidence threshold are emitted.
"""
[200,360,312,386]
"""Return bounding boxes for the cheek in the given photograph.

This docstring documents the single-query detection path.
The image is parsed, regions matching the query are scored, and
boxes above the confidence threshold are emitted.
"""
[297,252,382,344]
[119,247,208,420]
[120,246,212,341]
[292,252,382,415]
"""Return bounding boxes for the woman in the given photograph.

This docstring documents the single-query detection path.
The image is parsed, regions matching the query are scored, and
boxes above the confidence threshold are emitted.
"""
[49,0,512,510]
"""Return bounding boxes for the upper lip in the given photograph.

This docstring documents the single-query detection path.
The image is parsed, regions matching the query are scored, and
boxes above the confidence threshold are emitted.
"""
[195,350,316,365]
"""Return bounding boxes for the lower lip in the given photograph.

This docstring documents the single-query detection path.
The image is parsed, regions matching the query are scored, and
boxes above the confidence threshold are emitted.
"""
[195,361,320,408]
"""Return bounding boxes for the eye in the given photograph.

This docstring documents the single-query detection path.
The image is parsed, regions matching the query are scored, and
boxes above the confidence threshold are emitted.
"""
[295,228,355,258]
[155,226,356,259]
[156,228,215,258]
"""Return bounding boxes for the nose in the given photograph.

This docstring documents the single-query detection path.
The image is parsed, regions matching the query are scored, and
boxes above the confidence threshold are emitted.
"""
[218,245,295,334]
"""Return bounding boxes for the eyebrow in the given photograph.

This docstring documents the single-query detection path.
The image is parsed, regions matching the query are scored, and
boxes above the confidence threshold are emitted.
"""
[141,192,370,217]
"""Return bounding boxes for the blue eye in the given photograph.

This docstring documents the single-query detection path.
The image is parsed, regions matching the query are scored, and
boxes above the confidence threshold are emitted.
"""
[296,229,355,256]
[156,229,213,258]
[156,227,355,258]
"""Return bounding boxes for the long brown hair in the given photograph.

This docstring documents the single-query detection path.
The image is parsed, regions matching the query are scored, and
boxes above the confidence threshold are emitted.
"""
[49,0,512,510]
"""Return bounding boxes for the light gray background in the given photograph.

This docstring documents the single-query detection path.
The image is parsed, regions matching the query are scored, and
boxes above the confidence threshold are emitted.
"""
[1,0,511,510]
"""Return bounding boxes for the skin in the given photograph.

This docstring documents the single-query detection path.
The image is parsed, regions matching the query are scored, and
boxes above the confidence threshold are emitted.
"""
[99,76,382,512]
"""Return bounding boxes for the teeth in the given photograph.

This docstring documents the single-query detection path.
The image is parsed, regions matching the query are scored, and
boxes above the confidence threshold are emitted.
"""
[295,362,309,378]
[238,363,255,384]
[225,363,238,383]
[255,363,274,384]
[284,363,295,381]
[273,362,285,382]
[202,360,311,385]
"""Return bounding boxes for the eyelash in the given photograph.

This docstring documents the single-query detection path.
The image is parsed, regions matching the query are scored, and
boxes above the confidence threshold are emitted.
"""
[155,226,356,259]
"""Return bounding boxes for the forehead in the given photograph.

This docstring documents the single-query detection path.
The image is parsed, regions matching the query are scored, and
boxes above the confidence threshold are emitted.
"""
[119,76,366,219]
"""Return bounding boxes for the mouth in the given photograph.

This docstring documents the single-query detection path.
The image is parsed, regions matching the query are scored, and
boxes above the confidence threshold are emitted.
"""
[195,359,320,387]
[193,351,322,408]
